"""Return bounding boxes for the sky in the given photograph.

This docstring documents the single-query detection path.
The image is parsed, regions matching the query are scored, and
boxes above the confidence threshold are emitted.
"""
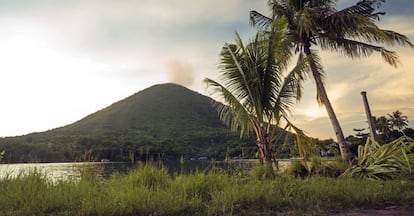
[0,0,413,139]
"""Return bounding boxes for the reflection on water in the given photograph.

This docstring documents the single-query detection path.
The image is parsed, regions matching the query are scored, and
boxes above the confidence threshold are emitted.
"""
[0,160,258,182]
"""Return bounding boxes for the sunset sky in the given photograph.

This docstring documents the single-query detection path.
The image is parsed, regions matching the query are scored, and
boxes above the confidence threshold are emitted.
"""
[0,0,413,139]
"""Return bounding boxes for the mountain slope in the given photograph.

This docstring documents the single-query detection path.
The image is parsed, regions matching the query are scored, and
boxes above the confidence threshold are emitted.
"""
[55,83,225,137]
[0,83,255,162]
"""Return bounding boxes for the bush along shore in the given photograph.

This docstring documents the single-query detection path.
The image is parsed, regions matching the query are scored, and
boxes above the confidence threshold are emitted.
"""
[0,163,413,216]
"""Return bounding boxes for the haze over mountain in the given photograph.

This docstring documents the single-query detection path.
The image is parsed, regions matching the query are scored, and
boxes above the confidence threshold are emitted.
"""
[0,83,255,162]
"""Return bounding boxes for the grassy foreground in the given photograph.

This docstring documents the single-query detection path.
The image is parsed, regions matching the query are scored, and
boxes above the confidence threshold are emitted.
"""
[0,164,413,216]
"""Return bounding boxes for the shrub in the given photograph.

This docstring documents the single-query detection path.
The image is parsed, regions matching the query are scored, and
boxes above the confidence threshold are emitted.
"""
[251,164,277,180]
[287,160,308,178]
[343,136,414,180]
[309,156,350,178]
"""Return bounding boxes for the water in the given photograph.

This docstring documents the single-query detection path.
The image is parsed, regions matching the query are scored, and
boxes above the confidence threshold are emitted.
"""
[0,162,134,182]
[0,160,258,182]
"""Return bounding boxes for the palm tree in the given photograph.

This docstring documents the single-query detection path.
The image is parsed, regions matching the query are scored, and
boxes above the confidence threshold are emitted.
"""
[375,116,392,137]
[250,0,413,161]
[388,110,408,131]
[205,18,310,165]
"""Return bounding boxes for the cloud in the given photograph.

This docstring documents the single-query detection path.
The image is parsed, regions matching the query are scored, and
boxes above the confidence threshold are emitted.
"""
[0,0,412,137]
[164,59,195,87]
[0,0,264,50]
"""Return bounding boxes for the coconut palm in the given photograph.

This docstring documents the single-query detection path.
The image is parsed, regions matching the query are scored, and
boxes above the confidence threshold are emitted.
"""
[205,18,311,165]
[250,0,414,161]
[375,116,392,137]
[388,110,409,131]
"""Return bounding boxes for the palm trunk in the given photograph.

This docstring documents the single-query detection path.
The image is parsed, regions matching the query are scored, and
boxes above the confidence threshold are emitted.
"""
[361,91,379,142]
[256,138,265,164]
[256,124,277,168]
[304,45,352,161]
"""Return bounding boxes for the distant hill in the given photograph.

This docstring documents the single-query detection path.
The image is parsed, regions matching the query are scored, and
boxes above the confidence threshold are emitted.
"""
[0,83,256,163]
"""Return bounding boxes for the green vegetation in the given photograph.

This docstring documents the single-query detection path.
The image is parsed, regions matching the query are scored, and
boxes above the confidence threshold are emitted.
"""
[345,110,414,155]
[373,110,411,142]
[0,84,260,163]
[0,83,307,163]
[205,18,311,165]
[251,0,414,161]
[343,136,414,180]
[1,164,413,216]
[286,157,349,179]
[388,110,409,131]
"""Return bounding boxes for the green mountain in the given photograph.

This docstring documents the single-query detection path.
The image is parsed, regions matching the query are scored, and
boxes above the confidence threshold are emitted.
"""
[55,83,225,137]
[0,83,255,163]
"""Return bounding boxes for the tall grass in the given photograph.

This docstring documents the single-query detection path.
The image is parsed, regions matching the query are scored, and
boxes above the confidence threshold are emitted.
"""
[0,164,413,215]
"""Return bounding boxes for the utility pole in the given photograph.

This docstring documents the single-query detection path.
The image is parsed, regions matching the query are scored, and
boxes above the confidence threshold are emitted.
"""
[361,91,379,142]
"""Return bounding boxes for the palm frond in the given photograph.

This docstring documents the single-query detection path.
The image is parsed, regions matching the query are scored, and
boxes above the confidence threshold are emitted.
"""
[340,23,414,49]
[321,1,413,63]
[219,37,257,112]
[322,12,372,37]
[204,78,253,138]
[263,17,292,113]
[273,53,309,119]
[237,33,266,120]
[318,36,400,67]
[382,30,414,48]
[335,0,385,20]
[250,10,272,28]
[282,115,315,160]
[296,6,318,39]
[267,0,294,26]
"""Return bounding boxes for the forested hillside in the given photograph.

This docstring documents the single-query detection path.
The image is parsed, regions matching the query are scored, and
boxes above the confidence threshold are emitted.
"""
[0,84,260,162]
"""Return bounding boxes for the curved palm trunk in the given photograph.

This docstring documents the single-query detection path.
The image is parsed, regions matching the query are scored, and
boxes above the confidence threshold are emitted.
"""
[304,46,352,161]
